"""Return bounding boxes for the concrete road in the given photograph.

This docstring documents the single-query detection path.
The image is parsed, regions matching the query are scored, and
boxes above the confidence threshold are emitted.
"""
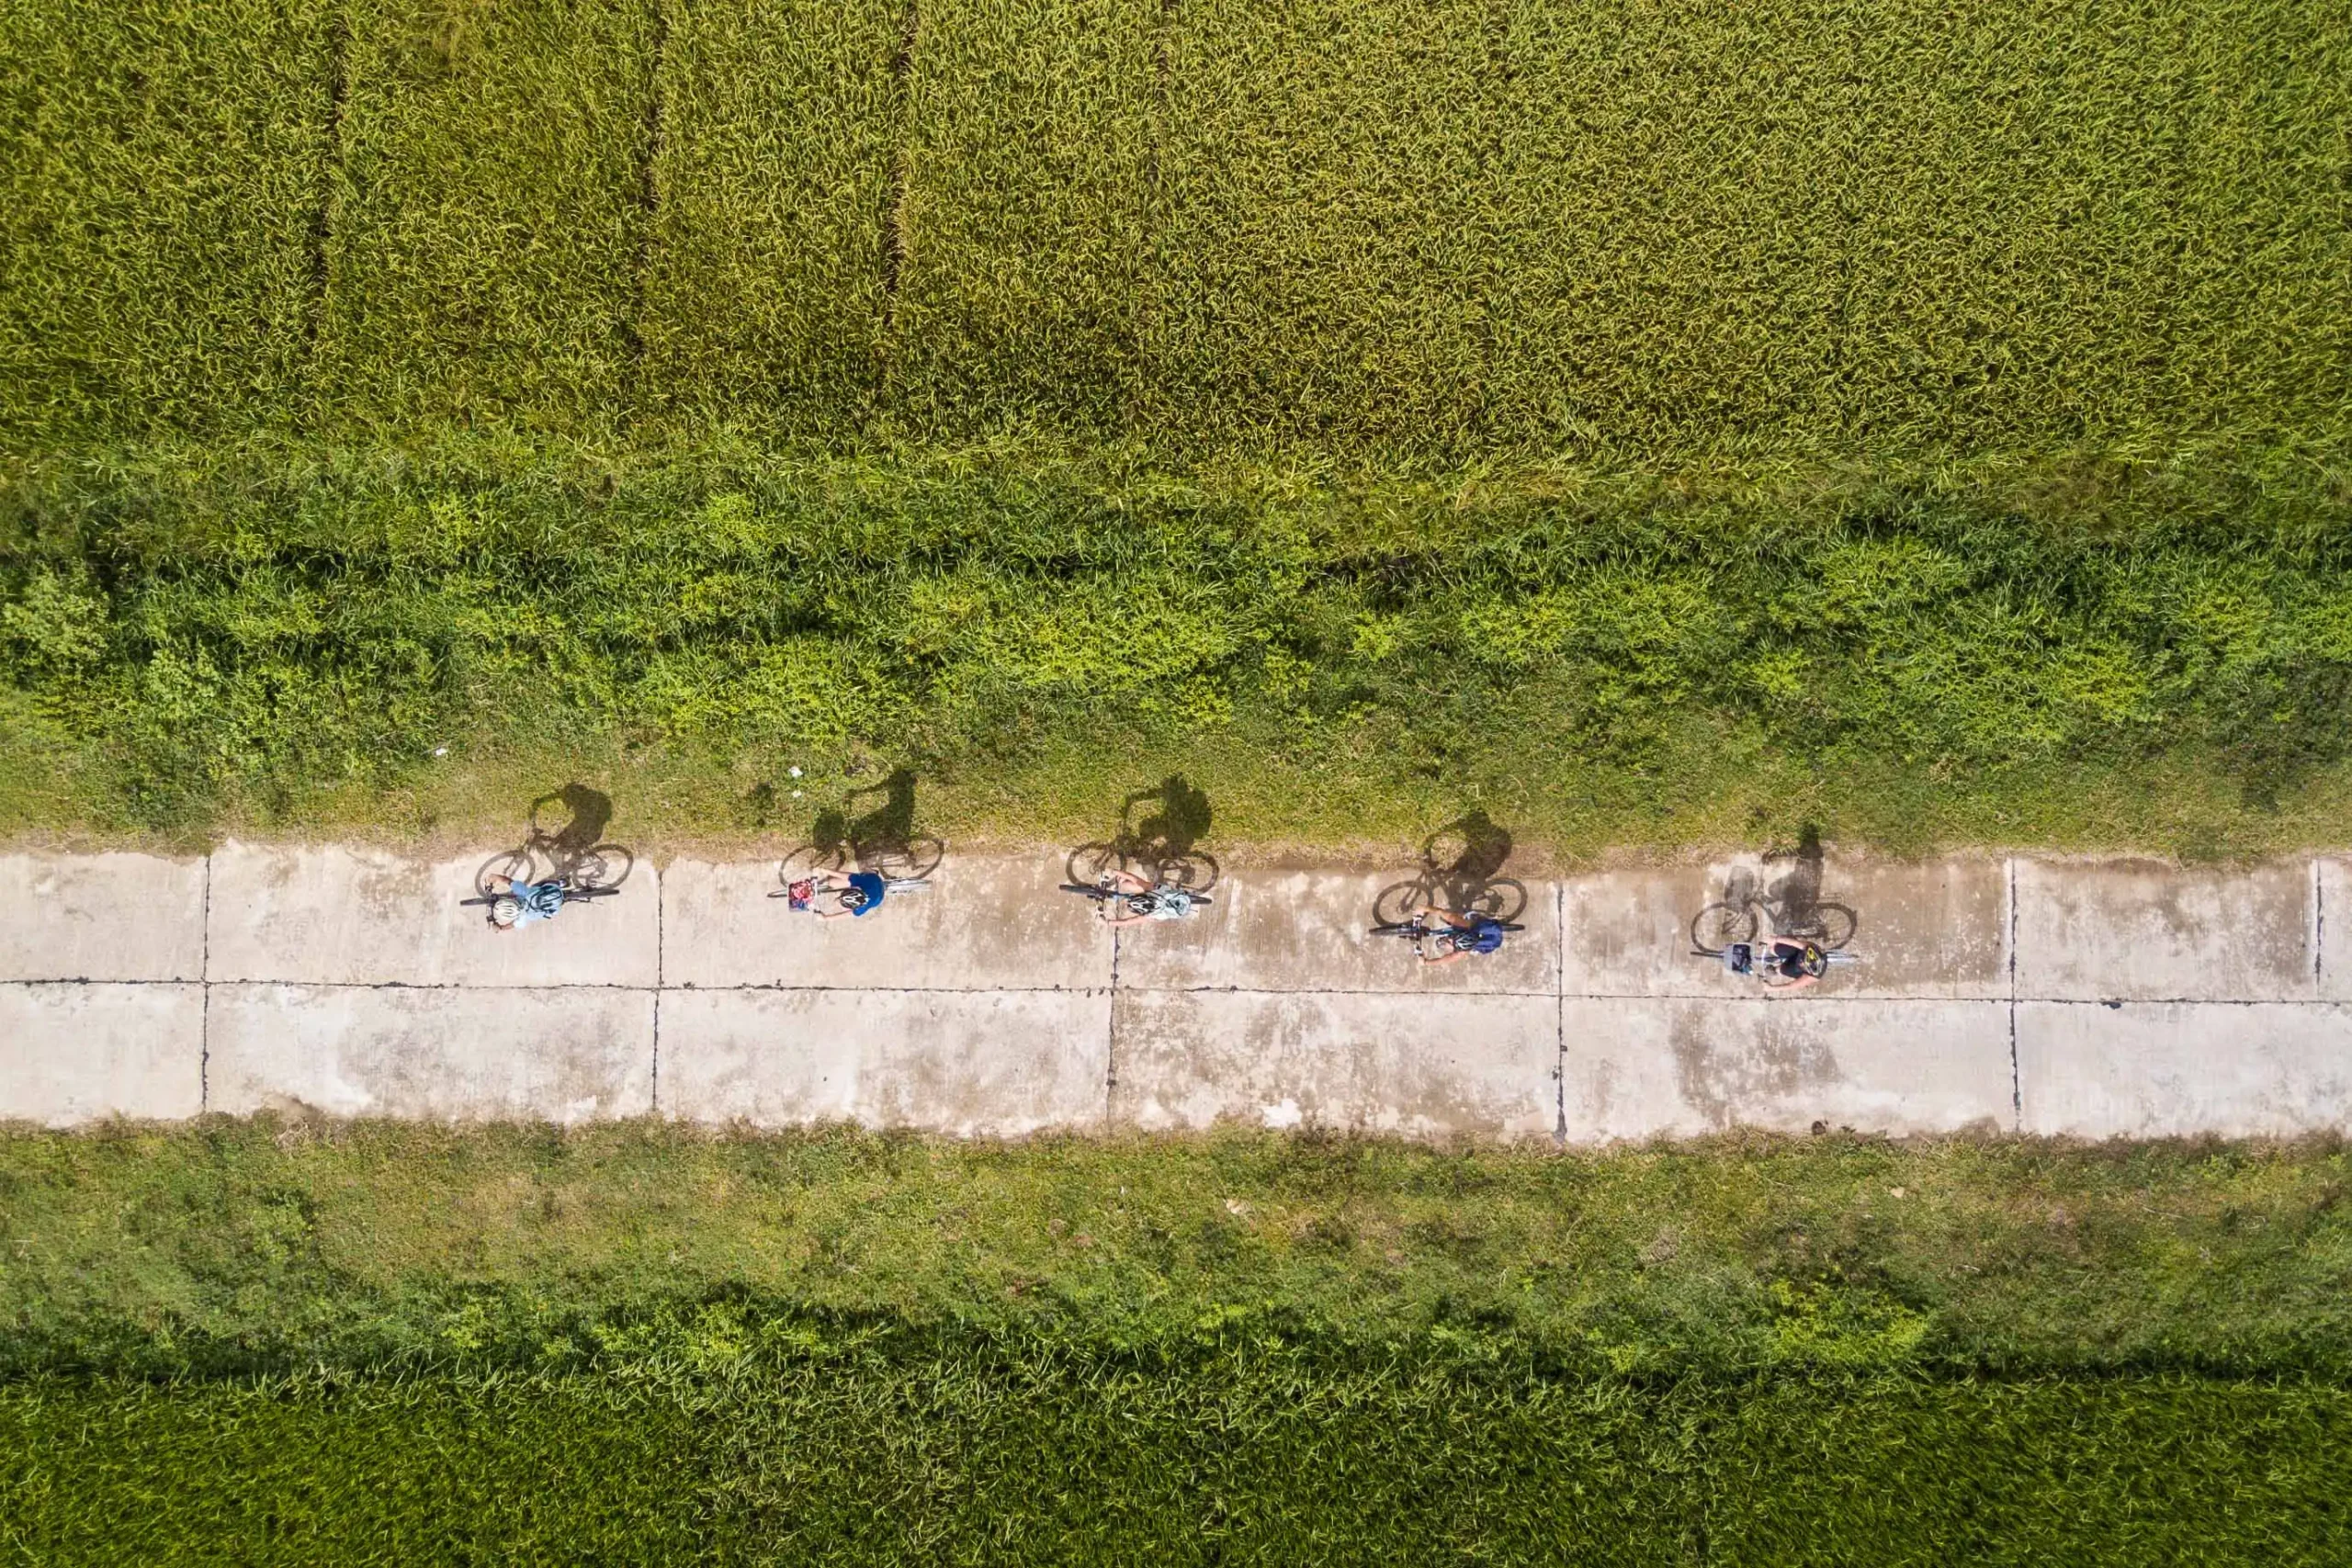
[4,842,2348,1139]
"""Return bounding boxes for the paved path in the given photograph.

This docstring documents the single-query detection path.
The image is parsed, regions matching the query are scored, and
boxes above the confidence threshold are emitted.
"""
[5,846,2348,1140]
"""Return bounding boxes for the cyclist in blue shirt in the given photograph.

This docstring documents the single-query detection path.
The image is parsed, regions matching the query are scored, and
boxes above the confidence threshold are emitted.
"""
[803,868,889,920]
[1417,904,1508,964]
[486,872,566,932]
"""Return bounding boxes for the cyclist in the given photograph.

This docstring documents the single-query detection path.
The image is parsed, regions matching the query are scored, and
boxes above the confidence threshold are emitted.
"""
[795,868,890,920]
[1416,904,1508,964]
[1762,936,1826,989]
[484,871,566,933]
[1099,867,1197,926]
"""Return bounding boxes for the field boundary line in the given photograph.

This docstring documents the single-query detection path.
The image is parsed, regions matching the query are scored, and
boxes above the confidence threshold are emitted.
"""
[620,0,674,397]
[866,0,923,423]
[300,0,355,379]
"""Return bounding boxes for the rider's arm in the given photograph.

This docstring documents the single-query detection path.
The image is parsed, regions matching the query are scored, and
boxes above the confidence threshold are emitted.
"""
[1771,972,1819,992]
[1418,906,1475,931]
[1421,942,1473,964]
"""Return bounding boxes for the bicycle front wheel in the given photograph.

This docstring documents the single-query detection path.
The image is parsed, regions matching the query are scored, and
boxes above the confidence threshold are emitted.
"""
[1690,901,1759,955]
[473,849,536,900]
[1066,843,1128,888]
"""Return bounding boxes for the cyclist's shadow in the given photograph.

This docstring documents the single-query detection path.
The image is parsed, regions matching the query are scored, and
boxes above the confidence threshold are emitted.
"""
[474,784,636,897]
[781,768,944,885]
[1066,773,1219,891]
[1689,824,1858,952]
[1372,809,1526,925]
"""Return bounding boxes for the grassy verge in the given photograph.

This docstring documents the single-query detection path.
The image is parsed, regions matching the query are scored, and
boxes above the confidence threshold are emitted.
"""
[4,1123,2351,1561]
[4,446,2349,852]
[7,1122,2350,1374]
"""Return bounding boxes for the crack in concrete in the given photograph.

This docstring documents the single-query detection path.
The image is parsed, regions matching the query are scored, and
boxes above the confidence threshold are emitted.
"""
[2007,856,2020,1131]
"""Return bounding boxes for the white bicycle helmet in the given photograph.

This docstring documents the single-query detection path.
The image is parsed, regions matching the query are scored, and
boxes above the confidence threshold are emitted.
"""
[491,895,522,927]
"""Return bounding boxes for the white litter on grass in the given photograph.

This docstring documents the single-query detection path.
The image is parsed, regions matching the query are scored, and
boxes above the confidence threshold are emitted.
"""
[432,747,448,757]
[788,765,802,778]
[1260,1098,1303,1129]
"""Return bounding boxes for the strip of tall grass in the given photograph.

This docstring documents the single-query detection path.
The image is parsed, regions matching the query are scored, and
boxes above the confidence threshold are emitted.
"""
[0,0,335,446]
[3,447,2347,839]
[6,1123,2350,1379]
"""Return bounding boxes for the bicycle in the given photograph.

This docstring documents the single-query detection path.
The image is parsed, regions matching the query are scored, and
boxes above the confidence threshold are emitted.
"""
[1370,910,1523,959]
[1059,870,1214,917]
[458,876,620,912]
[1065,840,1219,896]
[771,870,933,910]
[465,839,632,908]
[772,833,944,891]
[1701,935,1862,987]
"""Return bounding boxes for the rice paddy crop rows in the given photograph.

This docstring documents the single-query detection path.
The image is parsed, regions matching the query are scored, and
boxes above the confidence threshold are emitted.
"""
[12,1370,2347,1563]
[1,0,2343,457]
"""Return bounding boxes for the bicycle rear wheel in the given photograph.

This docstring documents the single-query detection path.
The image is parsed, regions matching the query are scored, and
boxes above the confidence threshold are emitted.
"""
[778,842,848,890]
[1690,901,1759,955]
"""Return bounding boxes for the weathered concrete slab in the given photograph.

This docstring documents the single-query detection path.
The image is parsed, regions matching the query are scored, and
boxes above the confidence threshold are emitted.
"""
[206,984,652,1122]
[663,853,1111,991]
[2017,1001,2352,1138]
[2319,861,2352,1002]
[0,852,206,982]
[1559,998,2014,1141]
[658,987,1111,1134]
[1112,868,1558,995]
[2014,859,2312,1002]
[0,983,205,1124]
[1562,856,2007,999]
[206,842,659,988]
[1109,991,1557,1138]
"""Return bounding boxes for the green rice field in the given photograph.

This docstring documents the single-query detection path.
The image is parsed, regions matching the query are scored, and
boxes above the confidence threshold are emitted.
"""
[5,0,2345,455]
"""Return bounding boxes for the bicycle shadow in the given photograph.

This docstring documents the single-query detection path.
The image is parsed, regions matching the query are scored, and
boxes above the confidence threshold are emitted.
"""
[474,784,636,895]
[1373,809,1527,925]
[1689,824,1858,952]
[1066,774,1220,891]
[780,768,944,886]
